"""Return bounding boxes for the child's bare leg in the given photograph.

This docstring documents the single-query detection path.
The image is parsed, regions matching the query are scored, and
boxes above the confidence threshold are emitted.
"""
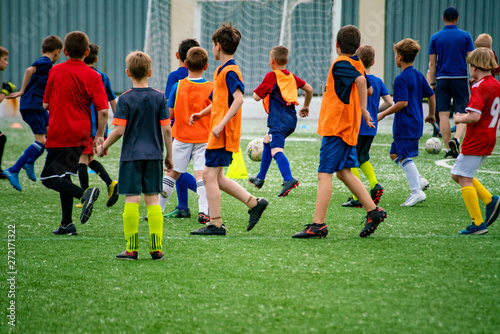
[313,172,333,224]
[218,172,257,208]
[203,166,222,227]
[337,168,376,213]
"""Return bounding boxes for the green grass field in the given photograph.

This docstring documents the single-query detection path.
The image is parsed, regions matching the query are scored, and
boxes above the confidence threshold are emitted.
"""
[1,116,499,333]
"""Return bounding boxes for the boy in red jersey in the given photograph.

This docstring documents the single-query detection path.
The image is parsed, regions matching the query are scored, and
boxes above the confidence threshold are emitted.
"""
[292,25,386,239]
[160,46,212,224]
[250,45,313,197]
[451,47,500,235]
[40,31,109,235]
[189,23,268,236]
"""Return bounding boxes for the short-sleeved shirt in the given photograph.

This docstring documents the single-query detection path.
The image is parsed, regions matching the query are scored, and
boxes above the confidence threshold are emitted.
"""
[90,67,116,136]
[209,59,244,105]
[254,70,306,128]
[168,77,208,108]
[165,67,189,99]
[112,87,170,162]
[461,75,500,156]
[359,74,389,136]
[392,66,435,139]
[20,56,53,111]
[332,55,371,104]
[43,59,109,148]
[428,25,474,78]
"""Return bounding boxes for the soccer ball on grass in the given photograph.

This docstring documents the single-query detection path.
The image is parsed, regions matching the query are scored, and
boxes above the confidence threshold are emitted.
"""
[247,139,264,161]
[425,137,442,154]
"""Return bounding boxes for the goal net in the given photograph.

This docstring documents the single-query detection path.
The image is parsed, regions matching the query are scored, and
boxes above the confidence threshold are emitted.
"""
[145,0,335,95]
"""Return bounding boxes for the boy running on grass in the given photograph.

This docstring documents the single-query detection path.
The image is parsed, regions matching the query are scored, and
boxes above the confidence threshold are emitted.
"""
[293,25,387,239]
[451,47,500,235]
[190,23,268,236]
[97,51,173,260]
[250,45,313,197]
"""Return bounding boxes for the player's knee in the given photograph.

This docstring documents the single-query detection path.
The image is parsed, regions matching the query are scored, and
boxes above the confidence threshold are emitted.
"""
[451,173,459,183]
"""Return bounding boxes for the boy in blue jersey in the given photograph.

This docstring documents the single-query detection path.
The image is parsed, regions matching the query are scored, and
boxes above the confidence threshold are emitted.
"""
[342,45,393,208]
[161,38,201,220]
[250,45,313,197]
[378,38,436,207]
[76,43,119,208]
[97,51,173,260]
[4,36,62,191]
[0,46,14,179]
[428,7,474,158]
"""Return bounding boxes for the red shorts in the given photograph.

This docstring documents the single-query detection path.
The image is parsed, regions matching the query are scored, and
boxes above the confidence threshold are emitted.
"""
[82,137,107,155]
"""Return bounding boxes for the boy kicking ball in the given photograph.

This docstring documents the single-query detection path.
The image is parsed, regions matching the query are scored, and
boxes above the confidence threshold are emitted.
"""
[451,47,500,235]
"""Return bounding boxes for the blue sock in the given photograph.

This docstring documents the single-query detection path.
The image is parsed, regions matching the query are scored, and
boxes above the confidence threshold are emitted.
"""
[273,152,293,182]
[257,143,272,180]
[176,172,197,210]
[11,141,44,173]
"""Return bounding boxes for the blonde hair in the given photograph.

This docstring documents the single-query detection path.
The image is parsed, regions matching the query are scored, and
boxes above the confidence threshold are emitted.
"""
[467,47,498,71]
[270,46,289,65]
[475,33,493,48]
[393,38,420,63]
[126,51,152,80]
[356,45,375,69]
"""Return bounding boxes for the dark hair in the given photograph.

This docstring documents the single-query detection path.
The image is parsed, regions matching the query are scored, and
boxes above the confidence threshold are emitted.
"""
[443,7,459,21]
[178,39,200,62]
[83,43,99,64]
[356,45,375,69]
[64,31,89,59]
[212,23,241,55]
[0,46,8,57]
[126,51,152,80]
[270,46,289,65]
[42,35,63,53]
[337,25,361,55]
[186,47,208,72]
[393,38,421,63]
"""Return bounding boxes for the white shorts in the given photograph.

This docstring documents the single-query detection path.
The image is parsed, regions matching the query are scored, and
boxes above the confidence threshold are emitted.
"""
[450,154,487,178]
[172,140,207,173]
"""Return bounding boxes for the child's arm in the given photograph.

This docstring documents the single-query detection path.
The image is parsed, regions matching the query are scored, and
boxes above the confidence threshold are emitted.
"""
[211,88,244,138]
[169,107,175,120]
[7,66,36,99]
[97,125,125,157]
[454,110,481,124]
[355,76,375,128]
[162,124,173,172]
[253,92,262,102]
[377,101,407,121]
[378,94,393,112]
[110,99,117,114]
[299,83,313,117]
[94,108,109,149]
[190,104,212,125]
[425,95,436,124]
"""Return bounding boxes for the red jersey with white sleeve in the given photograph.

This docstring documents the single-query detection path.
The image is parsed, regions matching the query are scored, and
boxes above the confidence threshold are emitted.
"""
[43,59,109,148]
[461,75,500,156]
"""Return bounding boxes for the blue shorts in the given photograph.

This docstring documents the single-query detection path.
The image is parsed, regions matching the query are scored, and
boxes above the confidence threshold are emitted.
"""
[21,109,48,135]
[268,124,295,150]
[118,160,162,195]
[318,136,358,173]
[390,139,419,159]
[205,148,233,167]
[435,78,469,114]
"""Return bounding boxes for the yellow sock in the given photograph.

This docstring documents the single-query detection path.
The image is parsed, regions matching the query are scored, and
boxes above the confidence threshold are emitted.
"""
[123,202,140,252]
[351,168,360,201]
[473,178,492,205]
[360,161,378,189]
[461,186,483,226]
[147,205,163,252]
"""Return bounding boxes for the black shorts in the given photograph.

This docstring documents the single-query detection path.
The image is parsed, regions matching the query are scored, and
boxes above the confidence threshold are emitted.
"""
[436,78,469,114]
[356,135,374,164]
[40,146,84,180]
[118,160,162,195]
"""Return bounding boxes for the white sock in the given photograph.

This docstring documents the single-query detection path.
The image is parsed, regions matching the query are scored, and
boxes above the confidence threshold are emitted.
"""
[159,176,175,212]
[398,158,422,192]
[196,179,209,214]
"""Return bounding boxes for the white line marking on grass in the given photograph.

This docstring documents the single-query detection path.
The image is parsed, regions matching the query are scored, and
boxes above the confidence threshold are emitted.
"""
[435,156,500,174]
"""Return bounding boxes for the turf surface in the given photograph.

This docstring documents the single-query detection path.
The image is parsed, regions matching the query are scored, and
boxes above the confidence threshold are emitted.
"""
[0,116,499,333]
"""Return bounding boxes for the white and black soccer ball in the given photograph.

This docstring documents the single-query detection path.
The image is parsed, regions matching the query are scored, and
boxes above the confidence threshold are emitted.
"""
[425,137,442,154]
[247,139,264,161]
